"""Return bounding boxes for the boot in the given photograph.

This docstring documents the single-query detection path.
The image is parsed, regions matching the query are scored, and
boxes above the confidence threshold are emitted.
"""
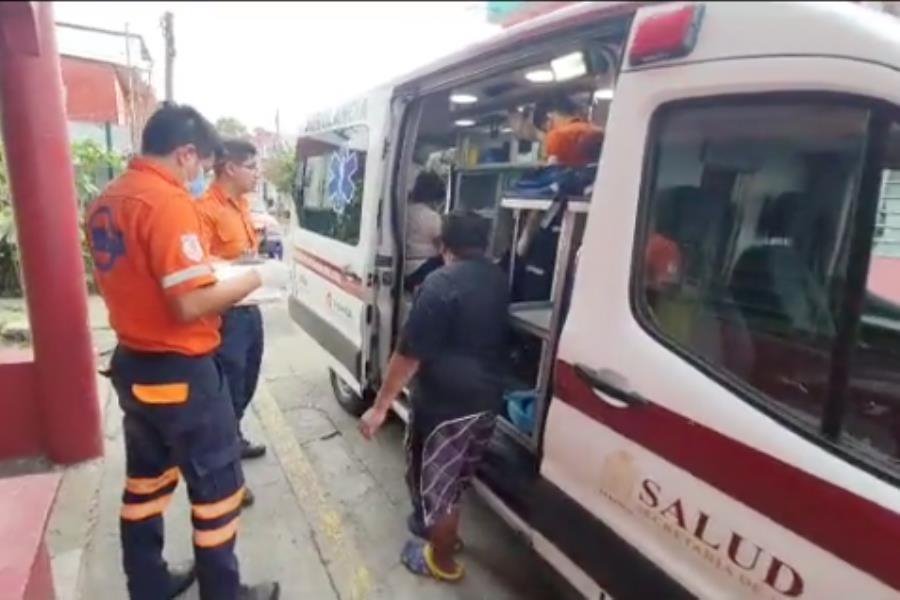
[240,435,267,460]
[242,486,256,508]
[238,581,281,600]
[166,562,196,598]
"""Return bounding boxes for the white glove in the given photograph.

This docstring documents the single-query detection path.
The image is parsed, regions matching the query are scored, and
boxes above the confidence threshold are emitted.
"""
[253,261,290,289]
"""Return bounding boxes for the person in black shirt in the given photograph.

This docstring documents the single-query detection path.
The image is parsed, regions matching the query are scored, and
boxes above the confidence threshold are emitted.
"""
[359,210,509,582]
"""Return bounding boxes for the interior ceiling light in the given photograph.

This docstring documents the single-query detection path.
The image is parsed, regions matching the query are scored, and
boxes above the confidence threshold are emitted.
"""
[551,51,587,81]
[454,119,476,127]
[525,69,555,84]
[450,93,478,104]
[593,88,614,101]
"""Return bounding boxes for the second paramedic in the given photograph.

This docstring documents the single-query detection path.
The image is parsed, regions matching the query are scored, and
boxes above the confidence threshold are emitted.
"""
[197,140,268,502]
[88,104,284,600]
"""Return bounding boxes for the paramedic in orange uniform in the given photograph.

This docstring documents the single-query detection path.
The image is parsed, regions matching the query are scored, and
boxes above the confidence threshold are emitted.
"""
[509,94,605,264]
[537,94,604,167]
[87,104,284,600]
[197,140,266,509]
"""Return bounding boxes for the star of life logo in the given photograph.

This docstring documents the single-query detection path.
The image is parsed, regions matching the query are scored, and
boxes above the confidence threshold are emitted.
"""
[326,147,359,214]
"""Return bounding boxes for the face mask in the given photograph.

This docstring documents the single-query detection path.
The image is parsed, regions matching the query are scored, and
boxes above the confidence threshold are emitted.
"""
[189,171,208,198]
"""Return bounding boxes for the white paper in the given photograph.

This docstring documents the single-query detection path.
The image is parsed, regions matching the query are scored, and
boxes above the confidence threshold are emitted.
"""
[212,260,286,306]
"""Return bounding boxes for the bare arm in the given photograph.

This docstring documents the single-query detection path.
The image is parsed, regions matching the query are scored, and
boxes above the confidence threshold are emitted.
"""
[372,351,421,413]
[359,350,420,440]
[169,270,261,323]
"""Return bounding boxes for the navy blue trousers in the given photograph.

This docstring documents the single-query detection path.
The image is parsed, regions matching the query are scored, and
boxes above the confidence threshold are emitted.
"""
[111,347,244,600]
[217,305,263,430]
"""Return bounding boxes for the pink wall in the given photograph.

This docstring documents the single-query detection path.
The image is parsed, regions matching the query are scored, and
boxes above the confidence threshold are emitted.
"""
[0,349,42,459]
[868,256,900,303]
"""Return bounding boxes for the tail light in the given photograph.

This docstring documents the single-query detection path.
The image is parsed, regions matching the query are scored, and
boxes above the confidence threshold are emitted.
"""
[629,4,705,67]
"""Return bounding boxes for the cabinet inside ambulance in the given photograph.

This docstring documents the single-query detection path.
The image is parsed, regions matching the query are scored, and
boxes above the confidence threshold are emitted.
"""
[386,21,629,512]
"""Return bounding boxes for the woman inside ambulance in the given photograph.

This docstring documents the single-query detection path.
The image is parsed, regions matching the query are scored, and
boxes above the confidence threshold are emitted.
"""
[404,171,446,293]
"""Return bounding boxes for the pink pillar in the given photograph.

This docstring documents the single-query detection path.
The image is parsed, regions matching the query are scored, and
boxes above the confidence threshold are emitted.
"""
[0,2,102,463]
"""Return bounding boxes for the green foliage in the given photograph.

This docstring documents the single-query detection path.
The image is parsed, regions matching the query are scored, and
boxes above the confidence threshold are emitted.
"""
[71,139,125,209]
[215,117,249,139]
[0,139,125,296]
[262,144,298,197]
[0,143,21,297]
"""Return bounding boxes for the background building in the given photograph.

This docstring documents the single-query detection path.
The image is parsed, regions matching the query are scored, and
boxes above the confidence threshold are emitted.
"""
[57,22,156,158]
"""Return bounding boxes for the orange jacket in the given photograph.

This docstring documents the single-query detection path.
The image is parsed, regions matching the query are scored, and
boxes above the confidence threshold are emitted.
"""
[88,158,220,355]
[196,182,258,260]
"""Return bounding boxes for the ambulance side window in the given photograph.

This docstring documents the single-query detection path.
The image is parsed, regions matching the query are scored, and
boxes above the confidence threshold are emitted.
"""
[294,125,369,245]
[636,101,871,437]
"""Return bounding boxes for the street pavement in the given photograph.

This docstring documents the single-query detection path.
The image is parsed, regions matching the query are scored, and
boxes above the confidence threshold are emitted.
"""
[52,300,580,599]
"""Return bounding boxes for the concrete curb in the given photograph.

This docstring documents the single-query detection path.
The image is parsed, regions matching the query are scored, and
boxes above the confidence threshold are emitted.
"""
[253,383,374,600]
[47,374,112,600]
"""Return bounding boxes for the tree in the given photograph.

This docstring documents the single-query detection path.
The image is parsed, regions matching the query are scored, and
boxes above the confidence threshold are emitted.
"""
[0,141,21,296]
[0,139,125,296]
[71,139,125,210]
[262,144,297,197]
[215,117,249,139]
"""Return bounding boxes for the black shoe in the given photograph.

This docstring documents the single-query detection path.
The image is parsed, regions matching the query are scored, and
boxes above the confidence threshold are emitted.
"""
[166,562,196,599]
[238,581,281,600]
[242,486,256,508]
[240,437,267,460]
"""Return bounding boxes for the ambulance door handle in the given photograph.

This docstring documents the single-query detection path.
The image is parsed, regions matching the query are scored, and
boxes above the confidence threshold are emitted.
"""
[573,364,650,408]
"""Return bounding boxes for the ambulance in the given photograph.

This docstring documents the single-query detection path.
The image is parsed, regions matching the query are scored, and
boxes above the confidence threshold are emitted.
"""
[286,2,900,597]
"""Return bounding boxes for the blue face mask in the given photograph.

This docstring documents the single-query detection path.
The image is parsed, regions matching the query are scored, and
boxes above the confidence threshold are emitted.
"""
[189,172,208,198]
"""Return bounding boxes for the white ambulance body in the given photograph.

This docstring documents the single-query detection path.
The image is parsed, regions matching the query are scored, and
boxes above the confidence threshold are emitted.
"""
[287,3,900,597]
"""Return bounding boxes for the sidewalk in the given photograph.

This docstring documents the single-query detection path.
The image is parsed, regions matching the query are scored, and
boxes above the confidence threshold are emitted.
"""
[49,376,339,599]
[45,300,575,600]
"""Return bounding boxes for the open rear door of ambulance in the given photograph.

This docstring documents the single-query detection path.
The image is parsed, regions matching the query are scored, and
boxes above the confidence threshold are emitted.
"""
[288,89,392,411]
[543,2,900,598]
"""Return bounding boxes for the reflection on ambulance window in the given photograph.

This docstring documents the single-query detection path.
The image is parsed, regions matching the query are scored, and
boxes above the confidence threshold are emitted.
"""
[638,100,894,460]
[850,121,900,470]
[294,125,369,246]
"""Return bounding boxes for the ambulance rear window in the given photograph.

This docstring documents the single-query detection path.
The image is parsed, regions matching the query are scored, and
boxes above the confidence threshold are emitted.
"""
[294,125,369,245]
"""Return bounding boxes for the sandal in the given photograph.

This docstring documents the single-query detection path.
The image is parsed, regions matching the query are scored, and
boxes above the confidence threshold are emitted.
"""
[400,539,465,583]
[406,513,465,552]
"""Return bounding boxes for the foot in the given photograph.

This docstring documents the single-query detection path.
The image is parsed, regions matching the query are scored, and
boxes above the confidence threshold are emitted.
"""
[240,436,267,460]
[238,581,281,600]
[242,486,256,508]
[400,539,464,583]
[407,513,464,552]
[166,562,196,598]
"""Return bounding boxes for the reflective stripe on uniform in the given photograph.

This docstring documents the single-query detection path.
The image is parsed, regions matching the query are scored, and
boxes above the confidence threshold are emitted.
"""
[161,264,213,289]
[125,467,180,495]
[192,487,245,520]
[121,493,174,521]
[131,382,190,405]
[194,516,240,548]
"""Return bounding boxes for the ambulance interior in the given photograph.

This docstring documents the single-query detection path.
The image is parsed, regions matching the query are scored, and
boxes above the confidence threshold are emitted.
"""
[394,28,625,450]
[394,21,900,465]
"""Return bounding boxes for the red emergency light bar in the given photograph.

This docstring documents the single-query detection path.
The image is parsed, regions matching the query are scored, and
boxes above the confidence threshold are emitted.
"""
[629,3,705,67]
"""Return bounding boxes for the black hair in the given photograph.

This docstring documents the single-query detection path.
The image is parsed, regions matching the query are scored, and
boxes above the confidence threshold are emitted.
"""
[140,103,221,158]
[440,210,490,257]
[410,170,446,204]
[214,138,258,176]
[534,94,579,129]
